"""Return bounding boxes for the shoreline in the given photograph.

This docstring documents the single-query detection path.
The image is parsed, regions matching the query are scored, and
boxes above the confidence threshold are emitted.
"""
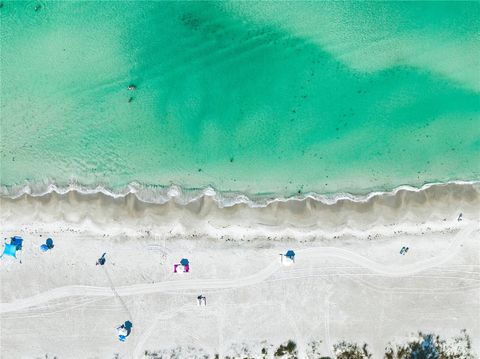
[1,181,478,241]
[1,179,479,208]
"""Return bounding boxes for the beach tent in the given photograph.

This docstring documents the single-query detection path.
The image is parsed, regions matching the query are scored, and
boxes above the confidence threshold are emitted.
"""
[180,258,189,266]
[285,250,295,259]
[1,243,17,259]
[1,236,24,262]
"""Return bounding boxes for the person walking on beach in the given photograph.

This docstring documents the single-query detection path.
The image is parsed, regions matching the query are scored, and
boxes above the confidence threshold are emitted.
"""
[96,253,106,266]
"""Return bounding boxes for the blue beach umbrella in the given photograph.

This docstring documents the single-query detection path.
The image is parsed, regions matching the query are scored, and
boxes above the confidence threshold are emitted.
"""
[285,250,295,259]
[124,320,133,335]
[10,236,23,250]
[40,244,49,252]
[46,238,54,249]
[180,258,189,266]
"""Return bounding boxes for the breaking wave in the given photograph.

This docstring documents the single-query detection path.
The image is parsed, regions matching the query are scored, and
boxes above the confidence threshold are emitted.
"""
[1,179,479,208]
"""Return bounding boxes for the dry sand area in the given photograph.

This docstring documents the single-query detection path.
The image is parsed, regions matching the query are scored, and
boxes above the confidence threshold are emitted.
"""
[1,183,479,358]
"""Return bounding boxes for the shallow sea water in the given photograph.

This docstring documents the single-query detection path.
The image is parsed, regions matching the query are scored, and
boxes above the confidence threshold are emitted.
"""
[1,1,479,197]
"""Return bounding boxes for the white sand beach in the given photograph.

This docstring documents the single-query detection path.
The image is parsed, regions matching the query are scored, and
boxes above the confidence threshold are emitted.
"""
[1,183,479,358]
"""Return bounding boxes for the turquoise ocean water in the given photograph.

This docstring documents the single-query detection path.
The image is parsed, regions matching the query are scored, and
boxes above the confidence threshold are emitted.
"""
[1,1,479,200]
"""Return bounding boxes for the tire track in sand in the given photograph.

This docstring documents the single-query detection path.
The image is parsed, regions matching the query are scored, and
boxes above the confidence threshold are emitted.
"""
[0,227,474,314]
